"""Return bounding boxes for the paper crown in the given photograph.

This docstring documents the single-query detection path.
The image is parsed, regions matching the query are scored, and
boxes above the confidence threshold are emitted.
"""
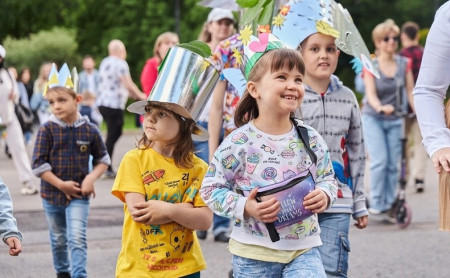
[272,0,379,78]
[44,63,79,95]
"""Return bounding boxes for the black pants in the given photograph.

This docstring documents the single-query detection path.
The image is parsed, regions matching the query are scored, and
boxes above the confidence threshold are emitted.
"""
[98,106,124,171]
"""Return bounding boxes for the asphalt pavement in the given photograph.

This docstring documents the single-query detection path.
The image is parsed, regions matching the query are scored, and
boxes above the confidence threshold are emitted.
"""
[0,129,449,278]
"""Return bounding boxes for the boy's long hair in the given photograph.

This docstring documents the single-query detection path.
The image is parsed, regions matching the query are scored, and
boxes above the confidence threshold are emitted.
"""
[137,104,196,169]
[234,48,305,128]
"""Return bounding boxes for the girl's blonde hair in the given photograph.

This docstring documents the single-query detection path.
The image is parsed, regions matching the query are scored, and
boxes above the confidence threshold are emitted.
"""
[234,48,305,128]
[153,32,179,61]
[137,104,196,169]
[198,22,212,43]
[372,19,400,44]
[35,62,53,92]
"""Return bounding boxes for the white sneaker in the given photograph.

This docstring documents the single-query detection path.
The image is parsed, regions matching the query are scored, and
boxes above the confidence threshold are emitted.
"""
[21,182,38,195]
[368,208,383,215]
[20,187,38,195]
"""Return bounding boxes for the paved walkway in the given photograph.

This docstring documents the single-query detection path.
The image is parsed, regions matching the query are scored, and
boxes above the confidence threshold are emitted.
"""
[1,129,449,277]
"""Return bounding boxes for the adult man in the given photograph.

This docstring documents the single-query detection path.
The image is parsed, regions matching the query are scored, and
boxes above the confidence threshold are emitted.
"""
[399,21,427,193]
[0,45,38,195]
[97,40,146,178]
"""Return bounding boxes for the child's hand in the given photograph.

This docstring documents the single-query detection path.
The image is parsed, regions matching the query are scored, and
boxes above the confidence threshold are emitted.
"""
[131,200,173,225]
[303,188,329,213]
[58,180,82,200]
[6,237,22,256]
[81,174,96,199]
[354,215,369,229]
[244,188,280,223]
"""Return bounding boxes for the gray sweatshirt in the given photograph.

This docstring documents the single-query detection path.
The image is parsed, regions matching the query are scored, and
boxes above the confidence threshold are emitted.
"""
[299,75,368,219]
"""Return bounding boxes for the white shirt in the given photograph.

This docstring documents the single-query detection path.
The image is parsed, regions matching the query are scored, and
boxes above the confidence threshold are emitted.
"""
[413,1,450,158]
[97,56,130,110]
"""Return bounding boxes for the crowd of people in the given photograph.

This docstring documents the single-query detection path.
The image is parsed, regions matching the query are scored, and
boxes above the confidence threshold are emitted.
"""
[1,1,449,277]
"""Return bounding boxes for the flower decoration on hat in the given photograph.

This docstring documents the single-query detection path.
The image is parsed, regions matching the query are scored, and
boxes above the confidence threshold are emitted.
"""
[272,0,379,78]
[220,25,285,96]
[44,63,78,96]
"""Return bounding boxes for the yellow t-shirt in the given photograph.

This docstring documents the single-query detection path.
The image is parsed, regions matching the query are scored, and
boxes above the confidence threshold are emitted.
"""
[112,148,208,278]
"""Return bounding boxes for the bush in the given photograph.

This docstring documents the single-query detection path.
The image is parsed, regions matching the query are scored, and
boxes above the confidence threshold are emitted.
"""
[3,27,81,77]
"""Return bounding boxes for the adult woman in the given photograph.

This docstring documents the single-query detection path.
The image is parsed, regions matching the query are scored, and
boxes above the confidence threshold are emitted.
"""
[195,7,235,242]
[0,45,38,195]
[361,19,414,216]
[140,32,179,97]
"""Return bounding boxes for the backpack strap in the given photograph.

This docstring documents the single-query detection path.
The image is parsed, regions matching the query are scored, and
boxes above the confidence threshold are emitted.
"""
[290,117,317,165]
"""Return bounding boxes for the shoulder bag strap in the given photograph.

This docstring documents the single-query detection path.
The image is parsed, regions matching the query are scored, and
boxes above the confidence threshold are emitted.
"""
[291,117,317,165]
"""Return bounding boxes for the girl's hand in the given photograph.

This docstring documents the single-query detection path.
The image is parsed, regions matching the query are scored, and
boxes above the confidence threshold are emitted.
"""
[6,237,22,256]
[431,147,450,173]
[244,188,280,223]
[354,215,369,229]
[131,200,173,225]
[303,188,329,213]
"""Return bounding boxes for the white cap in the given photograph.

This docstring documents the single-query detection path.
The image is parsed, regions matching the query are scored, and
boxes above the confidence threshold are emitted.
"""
[207,8,234,23]
[0,45,5,59]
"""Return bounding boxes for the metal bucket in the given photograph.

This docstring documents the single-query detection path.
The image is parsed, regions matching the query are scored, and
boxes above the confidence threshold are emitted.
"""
[149,45,220,122]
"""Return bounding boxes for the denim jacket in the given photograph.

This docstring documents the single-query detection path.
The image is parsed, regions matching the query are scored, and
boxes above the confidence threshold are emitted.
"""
[0,177,22,243]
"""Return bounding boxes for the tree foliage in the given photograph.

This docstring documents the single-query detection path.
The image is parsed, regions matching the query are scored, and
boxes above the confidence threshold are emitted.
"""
[3,28,80,76]
[1,0,448,89]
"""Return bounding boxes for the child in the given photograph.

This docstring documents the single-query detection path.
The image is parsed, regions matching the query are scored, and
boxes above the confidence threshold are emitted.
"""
[299,32,368,277]
[79,90,98,126]
[0,176,22,256]
[272,2,374,275]
[201,34,337,277]
[32,64,110,278]
[112,100,213,277]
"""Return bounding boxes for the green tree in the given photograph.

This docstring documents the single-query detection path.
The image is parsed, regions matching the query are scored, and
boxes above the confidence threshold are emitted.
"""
[3,27,81,76]
[75,0,210,82]
[0,0,80,42]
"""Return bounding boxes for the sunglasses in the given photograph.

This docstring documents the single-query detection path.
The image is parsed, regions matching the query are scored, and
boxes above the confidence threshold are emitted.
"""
[383,36,399,43]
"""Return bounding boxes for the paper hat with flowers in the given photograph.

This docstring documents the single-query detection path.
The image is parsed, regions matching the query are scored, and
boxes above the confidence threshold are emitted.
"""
[272,0,379,78]
[44,63,79,95]
[219,25,286,96]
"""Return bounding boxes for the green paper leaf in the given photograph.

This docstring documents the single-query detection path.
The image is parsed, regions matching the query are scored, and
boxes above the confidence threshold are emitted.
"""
[240,6,263,26]
[177,40,212,58]
[236,0,259,8]
[258,0,274,26]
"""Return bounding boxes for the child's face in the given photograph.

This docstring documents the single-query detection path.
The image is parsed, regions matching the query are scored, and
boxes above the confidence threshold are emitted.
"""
[142,106,180,145]
[301,33,340,81]
[46,89,81,124]
[248,64,304,117]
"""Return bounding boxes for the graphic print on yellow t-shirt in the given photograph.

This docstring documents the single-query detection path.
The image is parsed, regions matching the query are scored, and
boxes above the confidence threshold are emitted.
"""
[111,148,208,277]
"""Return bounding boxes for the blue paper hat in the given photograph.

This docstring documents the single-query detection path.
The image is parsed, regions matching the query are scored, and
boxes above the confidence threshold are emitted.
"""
[272,0,379,78]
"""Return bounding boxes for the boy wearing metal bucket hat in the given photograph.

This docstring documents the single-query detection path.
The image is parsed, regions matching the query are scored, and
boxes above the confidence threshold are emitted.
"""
[111,42,218,277]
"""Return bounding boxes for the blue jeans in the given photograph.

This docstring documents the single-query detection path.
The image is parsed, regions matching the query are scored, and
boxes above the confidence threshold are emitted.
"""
[318,213,351,277]
[42,198,90,278]
[194,121,229,236]
[231,247,326,278]
[362,114,402,211]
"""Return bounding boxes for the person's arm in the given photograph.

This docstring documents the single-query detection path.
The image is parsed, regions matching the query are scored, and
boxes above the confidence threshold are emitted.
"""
[140,58,159,96]
[208,81,227,162]
[125,192,212,230]
[413,2,450,172]
[120,75,146,100]
[0,181,23,255]
[405,65,415,113]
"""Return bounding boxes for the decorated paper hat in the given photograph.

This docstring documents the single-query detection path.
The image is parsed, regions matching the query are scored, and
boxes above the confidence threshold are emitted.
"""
[216,25,286,97]
[44,63,79,95]
[127,41,220,142]
[272,0,379,78]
